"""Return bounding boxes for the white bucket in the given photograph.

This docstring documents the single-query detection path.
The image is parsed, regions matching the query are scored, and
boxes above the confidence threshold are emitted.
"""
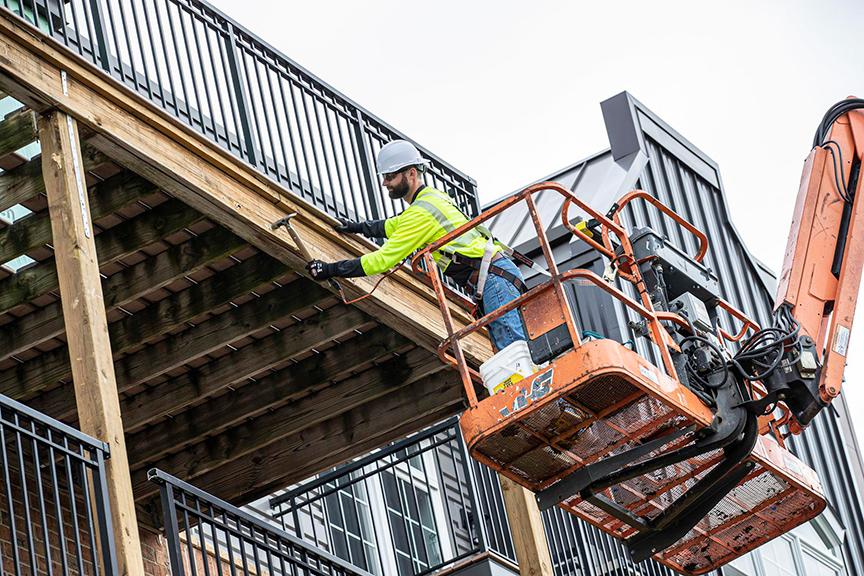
[479,340,537,396]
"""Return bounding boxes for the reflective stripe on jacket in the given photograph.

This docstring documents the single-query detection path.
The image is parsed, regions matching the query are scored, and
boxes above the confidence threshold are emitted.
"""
[360,187,499,276]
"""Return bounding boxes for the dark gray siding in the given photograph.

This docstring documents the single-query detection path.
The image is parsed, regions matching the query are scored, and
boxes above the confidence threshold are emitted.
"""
[488,92,864,576]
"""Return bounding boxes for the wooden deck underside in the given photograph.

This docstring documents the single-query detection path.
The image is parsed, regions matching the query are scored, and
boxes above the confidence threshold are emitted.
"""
[0,15,492,527]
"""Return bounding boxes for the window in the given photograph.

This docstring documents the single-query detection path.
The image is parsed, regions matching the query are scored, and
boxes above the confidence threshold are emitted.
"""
[324,474,381,575]
[381,467,443,576]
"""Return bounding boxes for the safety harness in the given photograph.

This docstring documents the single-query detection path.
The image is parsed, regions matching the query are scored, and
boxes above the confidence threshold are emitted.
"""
[412,188,549,302]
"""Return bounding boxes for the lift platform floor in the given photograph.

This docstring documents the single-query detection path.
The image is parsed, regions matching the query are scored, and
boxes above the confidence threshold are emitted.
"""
[460,339,826,574]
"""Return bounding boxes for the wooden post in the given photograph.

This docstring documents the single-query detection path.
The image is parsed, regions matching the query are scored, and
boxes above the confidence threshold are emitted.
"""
[500,476,554,576]
[40,110,144,576]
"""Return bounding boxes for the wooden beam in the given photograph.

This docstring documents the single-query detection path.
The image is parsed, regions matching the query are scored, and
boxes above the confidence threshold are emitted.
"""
[0,106,36,157]
[0,16,491,364]
[119,304,370,433]
[0,197,203,315]
[0,225,247,363]
[500,477,554,576]
[137,368,464,504]
[128,341,442,498]
[0,170,154,264]
[1,250,287,404]
[126,325,411,464]
[112,279,331,389]
[39,109,143,576]
[0,145,108,213]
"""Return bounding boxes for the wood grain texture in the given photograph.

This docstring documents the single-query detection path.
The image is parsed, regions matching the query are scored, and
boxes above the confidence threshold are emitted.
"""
[40,110,144,576]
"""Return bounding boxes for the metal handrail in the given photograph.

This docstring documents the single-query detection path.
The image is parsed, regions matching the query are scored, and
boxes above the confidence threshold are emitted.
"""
[150,468,372,576]
[269,418,518,576]
[0,393,117,575]
[1,0,479,221]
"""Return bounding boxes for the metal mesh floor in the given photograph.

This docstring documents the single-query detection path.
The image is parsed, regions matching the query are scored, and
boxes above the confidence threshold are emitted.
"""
[462,343,826,575]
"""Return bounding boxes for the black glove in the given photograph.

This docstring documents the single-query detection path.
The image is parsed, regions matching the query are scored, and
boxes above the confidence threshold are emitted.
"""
[334,217,362,234]
[306,259,335,280]
[306,258,365,281]
[334,216,387,239]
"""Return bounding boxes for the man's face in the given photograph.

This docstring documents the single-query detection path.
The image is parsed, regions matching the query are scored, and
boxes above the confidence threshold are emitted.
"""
[382,168,411,200]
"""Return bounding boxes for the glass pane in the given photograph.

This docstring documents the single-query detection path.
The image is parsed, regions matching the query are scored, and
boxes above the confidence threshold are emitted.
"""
[349,534,367,569]
[325,493,343,528]
[423,528,442,566]
[389,510,410,552]
[357,501,375,542]
[411,522,429,564]
[383,472,400,509]
[331,526,349,560]
[417,490,435,529]
[342,492,360,534]
[396,551,413,576]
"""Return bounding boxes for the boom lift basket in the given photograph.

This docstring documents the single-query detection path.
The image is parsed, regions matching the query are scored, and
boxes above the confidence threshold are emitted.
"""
[412,183,826,575]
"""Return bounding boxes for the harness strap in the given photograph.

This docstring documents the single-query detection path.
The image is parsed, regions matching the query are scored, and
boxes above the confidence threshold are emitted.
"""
[454,253,529,296]
[474,236,496,300]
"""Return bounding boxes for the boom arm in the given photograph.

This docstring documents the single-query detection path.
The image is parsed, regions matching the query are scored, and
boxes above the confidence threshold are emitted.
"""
[771,99,864,428]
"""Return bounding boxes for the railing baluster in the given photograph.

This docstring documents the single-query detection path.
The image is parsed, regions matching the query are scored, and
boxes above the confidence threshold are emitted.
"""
[160,482,185,576]
[1,0,478,222]
[353,111,383,220]
[223,21,257,166]
[86,0,111,71]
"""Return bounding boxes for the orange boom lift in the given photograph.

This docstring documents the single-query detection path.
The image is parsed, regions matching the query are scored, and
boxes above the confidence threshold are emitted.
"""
[410,99,864,574]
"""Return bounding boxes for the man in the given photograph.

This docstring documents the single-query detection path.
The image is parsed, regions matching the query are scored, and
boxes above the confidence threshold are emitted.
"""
[306,140,526,351]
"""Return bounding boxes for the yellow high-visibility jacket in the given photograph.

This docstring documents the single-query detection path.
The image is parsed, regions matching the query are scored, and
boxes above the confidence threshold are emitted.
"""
[360,186,499,276]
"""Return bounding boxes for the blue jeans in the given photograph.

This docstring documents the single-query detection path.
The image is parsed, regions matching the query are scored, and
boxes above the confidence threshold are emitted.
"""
[480,257,527,351]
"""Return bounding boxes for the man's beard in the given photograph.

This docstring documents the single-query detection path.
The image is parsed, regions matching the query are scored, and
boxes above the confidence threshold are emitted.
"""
[388,179,410,200]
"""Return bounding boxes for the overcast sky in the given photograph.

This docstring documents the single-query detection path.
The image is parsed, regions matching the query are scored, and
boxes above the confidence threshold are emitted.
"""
[208,0,864,446]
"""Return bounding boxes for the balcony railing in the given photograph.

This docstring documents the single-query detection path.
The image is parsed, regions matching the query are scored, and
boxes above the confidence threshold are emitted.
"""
[270,417,517,576]
[1,0,478,221]
[150,468,371,576]
[0,393,117,575]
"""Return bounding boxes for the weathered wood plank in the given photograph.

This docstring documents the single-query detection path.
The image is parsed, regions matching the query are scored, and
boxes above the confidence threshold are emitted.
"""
[0,159,44,212]
[0,171,155,264]
[0,225,246,362]
[0,107,36,157]
[131,348,443,492]
[0,16,491,364]
[106,251,285,354]
[40,110,143,575]
[112,279,330,389]
[0,197,203,315]
[127,325,413,464]
[0,145,108,213]
[500,477,554,576]
[120,303,369,425]
[1,251,288,402]
[133,366,462,503]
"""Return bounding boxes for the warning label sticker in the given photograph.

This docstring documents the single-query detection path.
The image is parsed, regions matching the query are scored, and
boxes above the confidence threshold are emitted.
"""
[639,364,659,384]
[833,325,850,356]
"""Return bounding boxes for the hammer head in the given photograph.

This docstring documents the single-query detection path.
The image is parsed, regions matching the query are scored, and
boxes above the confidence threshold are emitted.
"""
[271,212,298,231]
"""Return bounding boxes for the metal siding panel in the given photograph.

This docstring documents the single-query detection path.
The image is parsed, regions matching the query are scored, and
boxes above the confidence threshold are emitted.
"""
[488,97,864,576]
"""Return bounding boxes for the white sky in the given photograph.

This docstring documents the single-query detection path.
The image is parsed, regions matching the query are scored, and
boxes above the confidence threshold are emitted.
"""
[208,0,864,446]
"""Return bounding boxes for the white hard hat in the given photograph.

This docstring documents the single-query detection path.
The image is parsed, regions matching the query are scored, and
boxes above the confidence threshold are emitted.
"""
[376,140,430,175]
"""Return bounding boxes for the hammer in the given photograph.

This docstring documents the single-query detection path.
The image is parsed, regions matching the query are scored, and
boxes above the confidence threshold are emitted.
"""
[271,212,312,261]
[272,212,343,294]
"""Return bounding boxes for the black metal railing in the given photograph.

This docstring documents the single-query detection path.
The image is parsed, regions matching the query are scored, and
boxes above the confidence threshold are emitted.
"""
[1,0,479,221]
[270,417,516,576]
[0,393,117,575]
[149,468,371,576]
